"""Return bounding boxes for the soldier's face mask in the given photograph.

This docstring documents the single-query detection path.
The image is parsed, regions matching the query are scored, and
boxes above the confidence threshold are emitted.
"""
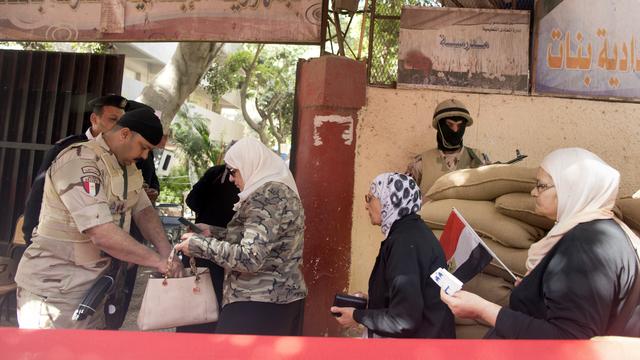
[436,117,467,151]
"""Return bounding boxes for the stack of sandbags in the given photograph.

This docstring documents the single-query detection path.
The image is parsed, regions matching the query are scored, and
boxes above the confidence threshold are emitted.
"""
[422,165,640,338]
[420,164,546,338]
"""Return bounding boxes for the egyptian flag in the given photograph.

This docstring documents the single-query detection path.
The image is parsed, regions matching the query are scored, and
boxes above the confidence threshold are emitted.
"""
[439,208,494,284]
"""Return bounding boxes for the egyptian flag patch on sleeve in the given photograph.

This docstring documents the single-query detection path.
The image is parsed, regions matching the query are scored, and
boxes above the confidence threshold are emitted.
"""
[81,175,101,196]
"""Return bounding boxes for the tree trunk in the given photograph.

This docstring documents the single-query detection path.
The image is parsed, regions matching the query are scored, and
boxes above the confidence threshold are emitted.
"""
[238,44,270,145]
[137,42,224,133]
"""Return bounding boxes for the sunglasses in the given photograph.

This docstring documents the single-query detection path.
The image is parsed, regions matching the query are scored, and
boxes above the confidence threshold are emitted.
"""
[226,167,238,176]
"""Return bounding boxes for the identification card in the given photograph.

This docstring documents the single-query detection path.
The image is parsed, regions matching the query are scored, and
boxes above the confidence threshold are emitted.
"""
[430,267,463,295]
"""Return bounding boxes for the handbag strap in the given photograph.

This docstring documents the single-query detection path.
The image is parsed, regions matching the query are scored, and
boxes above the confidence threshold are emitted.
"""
[163,248,198,286]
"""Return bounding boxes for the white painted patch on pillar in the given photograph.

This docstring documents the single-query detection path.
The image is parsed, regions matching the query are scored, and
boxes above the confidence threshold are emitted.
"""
[313,115,353,146]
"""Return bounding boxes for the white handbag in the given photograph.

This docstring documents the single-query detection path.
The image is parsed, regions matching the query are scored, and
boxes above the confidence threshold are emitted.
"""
[137,251,218,330]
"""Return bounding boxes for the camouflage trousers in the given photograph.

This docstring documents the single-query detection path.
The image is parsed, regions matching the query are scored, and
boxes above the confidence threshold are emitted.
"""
[16,287,106,329]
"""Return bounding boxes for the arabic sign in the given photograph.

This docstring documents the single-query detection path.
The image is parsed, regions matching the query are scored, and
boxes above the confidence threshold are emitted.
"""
[397,6,530,94]
[533,0,640,100]
[0,0,321,43]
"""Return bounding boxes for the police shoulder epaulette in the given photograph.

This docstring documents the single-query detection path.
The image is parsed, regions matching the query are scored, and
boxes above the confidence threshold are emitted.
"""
[55,134,88,146]
[53,134,91,161]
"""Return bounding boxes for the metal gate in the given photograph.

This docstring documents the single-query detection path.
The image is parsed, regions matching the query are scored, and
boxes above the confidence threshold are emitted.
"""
[0,49,124,252]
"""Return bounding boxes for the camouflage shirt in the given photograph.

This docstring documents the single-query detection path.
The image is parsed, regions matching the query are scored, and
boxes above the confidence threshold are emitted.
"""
[188,181,308,305]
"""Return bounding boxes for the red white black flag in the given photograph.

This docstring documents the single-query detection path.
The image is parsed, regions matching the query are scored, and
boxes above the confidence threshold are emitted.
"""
[439,208,516,283]
[81,175,101,197]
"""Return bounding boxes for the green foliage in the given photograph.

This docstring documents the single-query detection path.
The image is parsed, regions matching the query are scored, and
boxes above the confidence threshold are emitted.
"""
[157,165,190,205]
[369,0,441,85]
[202,44,304,149]
[0,41,112,54]
[375,0,439,15]
[170,104,224,177]
[202,51,251,105]
[325,0,440,84]
[0,41,56,51]
[71,43,112,54]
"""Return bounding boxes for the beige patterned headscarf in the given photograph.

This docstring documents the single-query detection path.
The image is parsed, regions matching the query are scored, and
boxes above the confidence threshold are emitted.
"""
[526,148,640,271]
[224,137,299,210]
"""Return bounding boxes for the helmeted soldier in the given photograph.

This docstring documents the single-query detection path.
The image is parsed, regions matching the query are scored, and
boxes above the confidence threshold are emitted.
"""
[406,99,489,194]
[14,108,181,329]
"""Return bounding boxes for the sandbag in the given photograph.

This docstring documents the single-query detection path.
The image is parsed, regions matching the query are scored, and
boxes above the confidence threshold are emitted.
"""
[463,272,513,308]
[455,316,482,326]
[482,237,528,280]
[425,164,537,201]
[495,193,556,230]
[456,324,490,339]
[420,199,545,249]
[618,197,640,232]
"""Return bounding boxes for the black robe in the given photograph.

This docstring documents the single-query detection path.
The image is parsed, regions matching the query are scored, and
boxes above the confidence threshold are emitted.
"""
[353,213,455,338]
[487,219,640,339]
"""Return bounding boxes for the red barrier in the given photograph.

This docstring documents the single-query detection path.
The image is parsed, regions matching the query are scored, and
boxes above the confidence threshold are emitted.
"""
[1,327,639,360]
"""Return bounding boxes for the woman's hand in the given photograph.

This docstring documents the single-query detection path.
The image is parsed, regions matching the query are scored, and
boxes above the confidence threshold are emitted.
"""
[330,306,358,328]
[195,223,212,237]
[440,290,501,327]
[175,233,194,256]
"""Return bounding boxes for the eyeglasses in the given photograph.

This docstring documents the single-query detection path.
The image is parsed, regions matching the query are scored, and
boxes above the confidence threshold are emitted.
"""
[226,167,238,176]
[534,181,555,193]
[365,194,373,203]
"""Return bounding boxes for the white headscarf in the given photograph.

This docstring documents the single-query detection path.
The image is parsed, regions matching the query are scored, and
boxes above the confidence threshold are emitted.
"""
[370,172,421,237]
[224,138,299,210]
[526,148,640,270]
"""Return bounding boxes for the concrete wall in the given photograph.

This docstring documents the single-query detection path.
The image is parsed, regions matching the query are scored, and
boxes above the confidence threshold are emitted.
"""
[350,87,640,292]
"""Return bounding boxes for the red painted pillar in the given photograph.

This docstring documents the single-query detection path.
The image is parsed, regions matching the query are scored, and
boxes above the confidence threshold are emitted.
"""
[292,56,366,336]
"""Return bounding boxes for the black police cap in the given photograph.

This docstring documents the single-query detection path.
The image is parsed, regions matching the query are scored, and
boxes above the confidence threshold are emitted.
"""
[125,100,154,113]
[117,108,163,146]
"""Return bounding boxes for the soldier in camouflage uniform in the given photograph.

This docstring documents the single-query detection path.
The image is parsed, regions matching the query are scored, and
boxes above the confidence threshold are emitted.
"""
[176,137,307,336]
[406,99,488,196]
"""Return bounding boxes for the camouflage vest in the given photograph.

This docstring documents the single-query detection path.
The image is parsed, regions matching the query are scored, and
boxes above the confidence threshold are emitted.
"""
[419,147,484,193]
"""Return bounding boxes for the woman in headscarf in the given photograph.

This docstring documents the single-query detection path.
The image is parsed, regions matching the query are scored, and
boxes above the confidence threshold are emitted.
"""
[331,172,455,338]
[175,137,307,336]
[441,148,640,338]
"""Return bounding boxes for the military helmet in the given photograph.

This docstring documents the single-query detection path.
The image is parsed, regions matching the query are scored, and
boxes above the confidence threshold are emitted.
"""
[432,99,474,129]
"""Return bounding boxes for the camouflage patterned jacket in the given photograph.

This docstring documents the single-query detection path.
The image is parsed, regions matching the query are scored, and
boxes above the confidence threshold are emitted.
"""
[188,181,308,305]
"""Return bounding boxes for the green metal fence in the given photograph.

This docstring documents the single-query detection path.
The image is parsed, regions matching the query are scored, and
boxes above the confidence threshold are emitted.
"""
[367,0,439,87]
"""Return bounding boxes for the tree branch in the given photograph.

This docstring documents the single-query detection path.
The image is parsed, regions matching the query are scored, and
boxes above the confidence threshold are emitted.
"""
[239,45,269,143]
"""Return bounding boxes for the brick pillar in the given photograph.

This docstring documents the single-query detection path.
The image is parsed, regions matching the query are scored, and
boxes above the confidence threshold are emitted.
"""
[292,56,366,336]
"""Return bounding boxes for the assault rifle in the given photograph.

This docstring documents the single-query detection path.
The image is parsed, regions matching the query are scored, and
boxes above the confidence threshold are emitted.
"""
[483,149,528,165]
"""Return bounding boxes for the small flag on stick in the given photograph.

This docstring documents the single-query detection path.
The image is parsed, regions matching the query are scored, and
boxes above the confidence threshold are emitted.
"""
[439,208,517,283]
